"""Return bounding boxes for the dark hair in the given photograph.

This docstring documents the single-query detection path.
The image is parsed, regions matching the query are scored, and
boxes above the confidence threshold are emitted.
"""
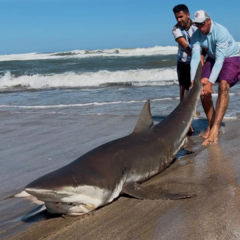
[172,4,189,14]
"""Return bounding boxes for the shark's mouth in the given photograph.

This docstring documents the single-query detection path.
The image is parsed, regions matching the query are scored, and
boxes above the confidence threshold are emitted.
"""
[45,201,96,215]
[55,202,77,206]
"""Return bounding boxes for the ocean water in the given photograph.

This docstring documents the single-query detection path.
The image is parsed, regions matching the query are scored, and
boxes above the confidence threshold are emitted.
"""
[1,44,240,119]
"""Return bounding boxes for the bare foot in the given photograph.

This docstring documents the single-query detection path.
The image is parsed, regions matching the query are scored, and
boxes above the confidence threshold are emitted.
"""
[202,128,219,146]
[199,127,210,139]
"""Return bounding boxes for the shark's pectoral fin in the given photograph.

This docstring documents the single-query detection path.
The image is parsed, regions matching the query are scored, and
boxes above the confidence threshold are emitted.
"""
[122,182,194,200]
[122,182,158,199]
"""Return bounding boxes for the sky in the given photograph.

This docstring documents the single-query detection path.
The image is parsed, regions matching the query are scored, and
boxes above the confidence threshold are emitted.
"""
[1,0,240,54]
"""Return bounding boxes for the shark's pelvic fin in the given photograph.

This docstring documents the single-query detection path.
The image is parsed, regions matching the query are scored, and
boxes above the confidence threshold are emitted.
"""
[133,100,154,133]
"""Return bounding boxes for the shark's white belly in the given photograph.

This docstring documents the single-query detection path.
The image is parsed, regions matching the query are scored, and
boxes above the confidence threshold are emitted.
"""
[25,178,126,215]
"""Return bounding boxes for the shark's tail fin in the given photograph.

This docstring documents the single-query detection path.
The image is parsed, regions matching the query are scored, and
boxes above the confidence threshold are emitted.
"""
[194,61,202,86]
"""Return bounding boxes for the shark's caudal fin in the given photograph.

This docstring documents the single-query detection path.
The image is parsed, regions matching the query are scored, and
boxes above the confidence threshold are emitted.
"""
[133,100,154,133]
[194,61,202,86]
[183,89,190,100]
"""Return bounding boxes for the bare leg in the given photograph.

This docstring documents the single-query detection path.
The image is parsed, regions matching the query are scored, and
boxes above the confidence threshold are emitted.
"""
[179,85,186,101]
[202,80,230,145]
[200,94,215,138]
[199,78,215,138]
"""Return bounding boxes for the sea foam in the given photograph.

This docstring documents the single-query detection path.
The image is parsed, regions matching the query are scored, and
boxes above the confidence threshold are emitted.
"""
[0,46,178,62]
[0,68,178,90]
[1,43,240,62]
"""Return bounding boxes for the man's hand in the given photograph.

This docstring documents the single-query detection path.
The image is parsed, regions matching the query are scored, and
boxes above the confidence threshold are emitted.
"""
[201,78,213,96]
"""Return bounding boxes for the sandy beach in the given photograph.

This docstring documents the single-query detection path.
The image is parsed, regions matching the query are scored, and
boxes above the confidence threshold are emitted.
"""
[1,107,240,240]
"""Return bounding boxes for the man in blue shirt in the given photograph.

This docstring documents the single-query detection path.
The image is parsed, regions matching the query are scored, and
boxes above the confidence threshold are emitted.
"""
[191,10,240,145]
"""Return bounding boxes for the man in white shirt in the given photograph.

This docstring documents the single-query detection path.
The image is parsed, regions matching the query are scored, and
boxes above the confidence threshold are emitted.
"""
[172,4,196,100]
[172,4,203,134]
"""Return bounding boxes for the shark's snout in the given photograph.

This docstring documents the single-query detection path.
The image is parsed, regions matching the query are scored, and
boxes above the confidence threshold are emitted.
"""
[45,201,94,215]
[25,188,73,202]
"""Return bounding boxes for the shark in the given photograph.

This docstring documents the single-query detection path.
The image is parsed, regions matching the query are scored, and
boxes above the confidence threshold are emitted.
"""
[24,62,202,216]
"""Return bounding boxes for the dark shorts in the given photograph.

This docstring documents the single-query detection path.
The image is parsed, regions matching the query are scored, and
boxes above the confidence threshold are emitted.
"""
[202,56,240,87]
[177,61,191,90]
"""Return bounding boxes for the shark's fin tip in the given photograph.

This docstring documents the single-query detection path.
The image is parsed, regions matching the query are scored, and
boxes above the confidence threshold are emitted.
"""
[133,100,153,133]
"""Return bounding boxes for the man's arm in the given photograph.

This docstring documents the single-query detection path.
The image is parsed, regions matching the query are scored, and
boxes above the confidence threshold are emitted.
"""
[208,27,229,84]
[176,37,192,56]
[172,25,192,56]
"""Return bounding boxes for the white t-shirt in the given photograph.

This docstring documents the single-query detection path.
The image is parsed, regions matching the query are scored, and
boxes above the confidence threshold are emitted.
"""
[172,23,197,63]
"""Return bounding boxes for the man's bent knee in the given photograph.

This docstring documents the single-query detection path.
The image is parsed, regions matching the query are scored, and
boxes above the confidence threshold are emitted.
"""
[218,80,230,92]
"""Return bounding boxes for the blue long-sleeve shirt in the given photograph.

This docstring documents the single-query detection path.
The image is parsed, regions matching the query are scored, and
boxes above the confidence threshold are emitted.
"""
[191,21,240,84]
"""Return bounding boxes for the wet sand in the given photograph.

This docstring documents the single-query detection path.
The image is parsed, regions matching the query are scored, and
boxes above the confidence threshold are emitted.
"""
[1,110,240,240]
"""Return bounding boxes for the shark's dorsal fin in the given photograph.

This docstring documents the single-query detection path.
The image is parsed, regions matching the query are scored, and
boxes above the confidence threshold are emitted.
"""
[133,100,153,133]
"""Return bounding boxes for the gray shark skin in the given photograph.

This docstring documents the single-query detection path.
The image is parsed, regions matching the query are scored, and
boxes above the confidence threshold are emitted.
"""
[25,63,202,216]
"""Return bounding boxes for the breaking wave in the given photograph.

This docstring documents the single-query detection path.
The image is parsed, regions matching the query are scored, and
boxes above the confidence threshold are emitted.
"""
[0,46,178,62]
[0,68,178,90]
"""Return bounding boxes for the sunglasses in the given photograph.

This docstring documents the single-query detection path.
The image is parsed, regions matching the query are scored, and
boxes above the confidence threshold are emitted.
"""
[194,20,206,27]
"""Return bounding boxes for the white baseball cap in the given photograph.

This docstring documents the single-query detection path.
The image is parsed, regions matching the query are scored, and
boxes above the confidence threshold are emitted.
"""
[192,10,210,23]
